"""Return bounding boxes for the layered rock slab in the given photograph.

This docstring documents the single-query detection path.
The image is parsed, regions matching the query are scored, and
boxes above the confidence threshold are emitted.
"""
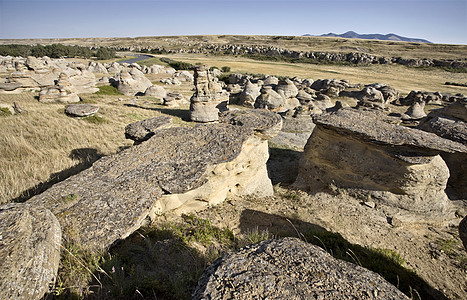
[29,111,281,250]
[294,109,467,217]
[193,237,408,300]
[0,203,61,300]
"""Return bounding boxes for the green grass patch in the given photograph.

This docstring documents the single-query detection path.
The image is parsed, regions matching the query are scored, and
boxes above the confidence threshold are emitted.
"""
[81,115,107,124]
[0,106,12,116]
[94,85,122,96]
[135,57,169,67]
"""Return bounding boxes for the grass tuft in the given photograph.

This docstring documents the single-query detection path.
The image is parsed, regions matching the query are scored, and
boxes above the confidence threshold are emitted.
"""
[95,85,122,96]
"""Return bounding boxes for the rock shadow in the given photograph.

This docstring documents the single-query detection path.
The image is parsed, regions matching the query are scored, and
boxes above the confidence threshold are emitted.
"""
[238,209,448,300]
[13,148,104,203]
[267,146,302,185]
[83,225,213,299]
[124,103,191,122]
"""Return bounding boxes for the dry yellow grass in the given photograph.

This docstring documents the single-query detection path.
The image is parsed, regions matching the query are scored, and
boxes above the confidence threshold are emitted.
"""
[0,92,191,204]
[159,53,467,95]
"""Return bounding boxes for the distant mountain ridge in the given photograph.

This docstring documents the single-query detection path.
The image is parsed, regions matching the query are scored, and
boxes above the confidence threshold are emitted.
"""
[303,31,432,43]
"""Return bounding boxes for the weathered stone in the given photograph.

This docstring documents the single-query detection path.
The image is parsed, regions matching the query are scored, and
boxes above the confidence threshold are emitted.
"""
[275,78,298,99]
[367,83,399,103]
[262,75,279,85]
[144,85,167,98]
[460,216,467,252]
[39,72,80,103]
[219,109,283,140]
[270,106,316,150]
[29,117,280,250]
[357,86,385,109]
[295,109,467,217]
[0,203,61,300]
[65,103,99,117]
[255,86,285,111]
[115,69,152,96]
[194,238,408,300]
[163,92,188,107]
[417,99,467,197]
[401,91,443,106]
[402,100,426,120]
[124,116,173,143]
[238,80,261,108]
[174,70,194,82]
[190,65,229,122]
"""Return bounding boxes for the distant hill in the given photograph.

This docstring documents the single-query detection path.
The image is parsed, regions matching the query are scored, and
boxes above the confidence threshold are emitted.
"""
[303,31,432,43]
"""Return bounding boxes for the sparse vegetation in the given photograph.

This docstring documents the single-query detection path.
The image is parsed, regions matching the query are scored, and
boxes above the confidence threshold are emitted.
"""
[159,57,194,70]
[95,85,122,96]
[0,44,116,59]
[0,106,12,116]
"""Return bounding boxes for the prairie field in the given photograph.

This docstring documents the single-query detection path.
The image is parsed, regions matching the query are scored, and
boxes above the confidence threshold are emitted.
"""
[1,35,467,299]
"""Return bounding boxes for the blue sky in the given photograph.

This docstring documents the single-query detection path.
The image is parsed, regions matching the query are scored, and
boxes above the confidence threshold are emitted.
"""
[0,0,466,44]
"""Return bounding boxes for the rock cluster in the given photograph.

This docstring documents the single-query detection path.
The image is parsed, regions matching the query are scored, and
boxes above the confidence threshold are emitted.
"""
[114,69,152,96]
[193,237,408,300]
[136,43,467,70]
[294,108,467,218]
[28,110,281,251]
[0,203,61,300]
[190,65,229,122]
[38,72,80,103]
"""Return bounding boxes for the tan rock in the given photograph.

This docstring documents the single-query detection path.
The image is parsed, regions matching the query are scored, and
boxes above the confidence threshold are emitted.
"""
[0,203,61,300]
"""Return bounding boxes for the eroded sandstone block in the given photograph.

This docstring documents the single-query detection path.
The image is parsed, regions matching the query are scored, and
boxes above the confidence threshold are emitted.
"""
[28,110,281,250]
[294,109,467,217]
[0,203,61,300]
[194,237,408,300]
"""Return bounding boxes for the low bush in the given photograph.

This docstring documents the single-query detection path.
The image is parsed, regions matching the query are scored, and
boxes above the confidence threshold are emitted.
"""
[94,85,122,96]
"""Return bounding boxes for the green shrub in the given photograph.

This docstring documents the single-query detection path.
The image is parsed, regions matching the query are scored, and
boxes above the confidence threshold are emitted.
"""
[159,57,194,70]
[221,66,231,72]
[95,85,122,96]
[95,47,116,60]
[0,107,12,116]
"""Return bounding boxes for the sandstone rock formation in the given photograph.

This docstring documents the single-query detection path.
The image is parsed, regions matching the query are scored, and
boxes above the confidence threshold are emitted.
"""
[238,80,261,108]
[163,92,188,107]
[65,103,99,117]
[255,85,285,111]
[114,69,152,96]
[190,65,229,122]
[418,99,467,197]
[125,116,173,143]
[270,106,317,150]
[460,216,467,252]
[193,237,408,300]
[294,109,467,218]
[39,72,80,103]
[144,85,167,99]
[28,110,281,250]
[402,100,426,120]
[357,86,386,109]
[401,90,443,106]
[0,203,61,300]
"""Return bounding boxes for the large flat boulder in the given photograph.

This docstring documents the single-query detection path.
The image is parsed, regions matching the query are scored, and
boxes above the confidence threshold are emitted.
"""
[193,237,408,299]
[28,111,281,250]
[0,203,61,300]
[294,109,467,218]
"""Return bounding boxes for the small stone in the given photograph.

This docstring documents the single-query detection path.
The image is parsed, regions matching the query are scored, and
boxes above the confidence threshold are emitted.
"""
[65,103,99,117]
